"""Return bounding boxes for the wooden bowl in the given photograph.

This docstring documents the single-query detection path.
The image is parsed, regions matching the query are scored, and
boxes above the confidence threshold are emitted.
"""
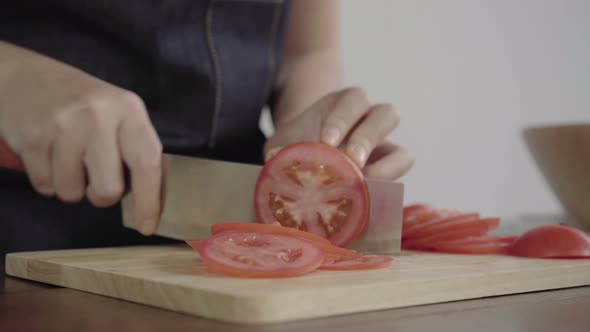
[523,124,590,231]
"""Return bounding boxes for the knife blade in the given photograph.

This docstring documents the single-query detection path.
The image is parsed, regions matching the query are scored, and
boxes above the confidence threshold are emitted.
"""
[0,139,404,253]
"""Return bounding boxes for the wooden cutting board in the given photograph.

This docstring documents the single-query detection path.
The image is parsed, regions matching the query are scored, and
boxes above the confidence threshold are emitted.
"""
[6,245,590,324]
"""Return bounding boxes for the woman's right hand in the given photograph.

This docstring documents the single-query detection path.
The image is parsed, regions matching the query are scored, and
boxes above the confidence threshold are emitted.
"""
[0,41,163,235]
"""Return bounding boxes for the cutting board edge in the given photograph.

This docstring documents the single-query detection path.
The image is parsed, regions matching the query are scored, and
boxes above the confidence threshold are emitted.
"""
[5,249,590,324]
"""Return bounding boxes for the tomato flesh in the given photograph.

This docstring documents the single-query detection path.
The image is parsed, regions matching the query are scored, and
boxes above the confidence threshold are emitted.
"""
[210,222,360,259]
[430,236,518,255]
[319,255,393,270]
[196,231,325,278]
[254,142,369,247]
[508,224,590,259]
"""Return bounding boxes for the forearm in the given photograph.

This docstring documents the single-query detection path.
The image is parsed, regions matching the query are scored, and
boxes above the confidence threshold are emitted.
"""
[271,48,343,127]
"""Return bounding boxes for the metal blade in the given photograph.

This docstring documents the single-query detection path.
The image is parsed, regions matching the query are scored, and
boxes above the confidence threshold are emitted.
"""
[121,154,262,239]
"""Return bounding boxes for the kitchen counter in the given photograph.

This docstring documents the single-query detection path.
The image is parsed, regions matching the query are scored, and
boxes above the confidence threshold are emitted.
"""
[2,256,590,332]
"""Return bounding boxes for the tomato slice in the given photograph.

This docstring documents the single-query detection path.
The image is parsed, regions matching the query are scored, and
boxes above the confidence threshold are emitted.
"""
[403,213,482,240]
[319,255,393,270]
[254,142,369,247]
[402,209,454,231]
[402,203,433,221]
[508,224,590,259]
[196,231,325,278]
[211,222,361,259]
[430,236,518,255]
[402,218,500,250]
[211,222,331,244]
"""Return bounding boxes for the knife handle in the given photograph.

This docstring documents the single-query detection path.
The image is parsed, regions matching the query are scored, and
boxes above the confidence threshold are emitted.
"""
[0,138,25,172]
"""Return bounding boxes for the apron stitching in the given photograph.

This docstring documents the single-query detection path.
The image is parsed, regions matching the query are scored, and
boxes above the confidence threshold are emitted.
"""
[206,0,223,148]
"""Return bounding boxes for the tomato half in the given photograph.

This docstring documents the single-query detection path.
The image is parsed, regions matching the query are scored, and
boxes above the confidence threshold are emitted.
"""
[254,142,369,247]
[508,224,590,259]
[196,231,325,278]
[210,222,360,259]
[319,254,393,270]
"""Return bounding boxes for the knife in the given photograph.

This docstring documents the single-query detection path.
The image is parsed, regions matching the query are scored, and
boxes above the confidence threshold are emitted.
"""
[0,139,404,253]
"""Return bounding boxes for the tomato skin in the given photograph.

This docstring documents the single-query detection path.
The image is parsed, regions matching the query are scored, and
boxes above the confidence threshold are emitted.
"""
[508,225,590,259]
[319,255,393,270]
[254,142,369,248]
[196,231,325,278]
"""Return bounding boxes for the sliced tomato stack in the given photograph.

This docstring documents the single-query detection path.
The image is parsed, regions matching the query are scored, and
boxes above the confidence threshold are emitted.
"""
[401,203,590,258]
[401,203,516,254]
[187,222,393,278]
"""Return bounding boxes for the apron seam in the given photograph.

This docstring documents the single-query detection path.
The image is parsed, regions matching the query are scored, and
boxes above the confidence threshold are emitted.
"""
[205,0,223,148]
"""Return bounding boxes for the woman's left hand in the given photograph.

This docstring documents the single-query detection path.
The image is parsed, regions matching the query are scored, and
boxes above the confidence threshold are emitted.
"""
[264,87,415,180]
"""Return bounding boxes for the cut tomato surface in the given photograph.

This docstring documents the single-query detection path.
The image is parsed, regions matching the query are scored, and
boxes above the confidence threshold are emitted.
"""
[210,222,361,259]
[211,222,331,244]
[196,231,325,278]
[319,254,393,270]
[254,142,369,247]
[402,209,454,231]
[508,224,590,259]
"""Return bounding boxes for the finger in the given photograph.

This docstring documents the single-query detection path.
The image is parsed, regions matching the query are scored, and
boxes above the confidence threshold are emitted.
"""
[84,114,125,208]
[52,114,88,203]
[119,112,163,236]
[344,103,400,167]
[21,148,55,197]
[363,142,415,180]
[320,87,371,147]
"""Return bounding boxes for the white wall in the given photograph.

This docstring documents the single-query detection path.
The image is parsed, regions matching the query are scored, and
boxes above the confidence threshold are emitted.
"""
[339,0,590,219]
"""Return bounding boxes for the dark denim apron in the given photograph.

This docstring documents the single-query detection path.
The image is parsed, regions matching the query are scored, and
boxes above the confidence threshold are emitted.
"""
[0,0,292,254]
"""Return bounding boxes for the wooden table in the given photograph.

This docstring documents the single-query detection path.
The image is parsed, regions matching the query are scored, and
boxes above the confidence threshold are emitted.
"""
[1,256,589,332]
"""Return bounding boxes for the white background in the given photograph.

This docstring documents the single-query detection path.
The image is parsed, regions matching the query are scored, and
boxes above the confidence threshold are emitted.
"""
[338,0,590,221]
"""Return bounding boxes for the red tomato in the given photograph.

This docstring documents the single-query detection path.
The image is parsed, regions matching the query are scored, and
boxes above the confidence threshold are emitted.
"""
[319,254,393,270]
[196,231,325,278]
[211,222,331,244]
[186,239,204,251]
[403,213,487,240]
[402,218,500,250]
[508,224,590,259]
[402,209,453,231]
[210,222,361,259]
[431,236,518,255]
[254,142,369,247]
[0,139,24,171]
[402,203,433,221]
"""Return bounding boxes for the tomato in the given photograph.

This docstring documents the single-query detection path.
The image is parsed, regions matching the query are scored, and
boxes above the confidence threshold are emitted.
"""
[254,142,369,247]
[211,222,330,244]
[402,218,500,250]
[403,213,485,240]
[508,224,590,259]
[430,236,518,255]
[402,209,454,231]
[402,203,433,220]
[319,254,393,270]
[210,222,361,259]
[195,231,325,278]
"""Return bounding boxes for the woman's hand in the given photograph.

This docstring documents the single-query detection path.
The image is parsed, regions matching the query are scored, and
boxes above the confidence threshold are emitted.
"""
[0,41,163,235]
[265,87,415,180]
